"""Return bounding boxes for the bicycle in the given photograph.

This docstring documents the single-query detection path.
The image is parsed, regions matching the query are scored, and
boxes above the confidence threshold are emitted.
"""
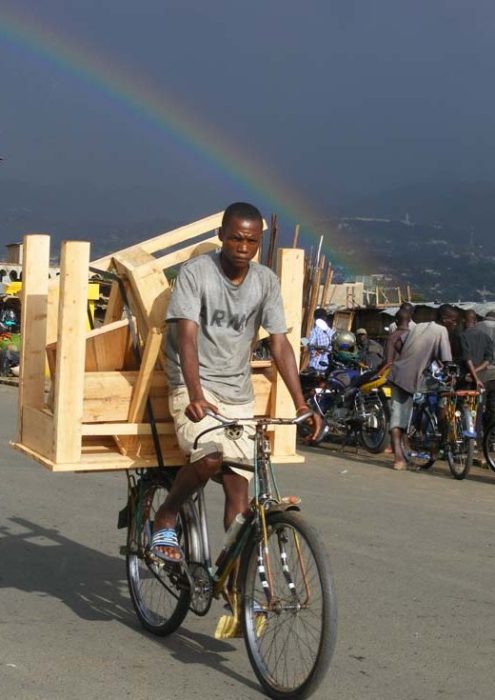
[402,390,441,470]
[123,411,337,700]
[440,383,481,481]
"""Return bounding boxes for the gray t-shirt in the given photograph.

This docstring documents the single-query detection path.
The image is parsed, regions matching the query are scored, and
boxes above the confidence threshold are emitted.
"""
[388,321,452,395]
[477,319,495,345]
[165,250,287,403]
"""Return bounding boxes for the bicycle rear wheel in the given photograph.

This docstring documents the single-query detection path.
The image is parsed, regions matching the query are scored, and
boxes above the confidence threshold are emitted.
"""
[483,422,495,473]
[240,510,337,700]
[446,415,474,480]
[126,480,190,635]
[403,407,438,470]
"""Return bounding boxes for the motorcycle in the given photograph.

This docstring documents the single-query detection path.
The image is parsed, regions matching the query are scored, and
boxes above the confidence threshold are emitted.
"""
[299,349,390,454]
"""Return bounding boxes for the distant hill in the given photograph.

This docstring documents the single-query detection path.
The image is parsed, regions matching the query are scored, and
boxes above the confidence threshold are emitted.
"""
[335,180,495,248]
[0,178,178,259]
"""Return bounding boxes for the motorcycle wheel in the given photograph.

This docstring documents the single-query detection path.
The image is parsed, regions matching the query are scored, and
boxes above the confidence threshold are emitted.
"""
[359,392,390,454]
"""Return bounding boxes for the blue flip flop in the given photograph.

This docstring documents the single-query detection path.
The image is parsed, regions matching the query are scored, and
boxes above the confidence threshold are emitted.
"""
[150,528,184,563]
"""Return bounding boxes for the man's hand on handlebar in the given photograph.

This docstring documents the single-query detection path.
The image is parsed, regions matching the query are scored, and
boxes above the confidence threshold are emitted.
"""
[297,405,323,441]
[185,398,219,422]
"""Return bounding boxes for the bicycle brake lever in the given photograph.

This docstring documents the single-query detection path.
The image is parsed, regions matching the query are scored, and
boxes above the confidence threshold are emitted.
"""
[293,410,314,424]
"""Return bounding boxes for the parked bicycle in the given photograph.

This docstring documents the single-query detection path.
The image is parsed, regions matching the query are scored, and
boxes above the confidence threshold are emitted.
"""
[123,411,337,700]
[403,363,481,479]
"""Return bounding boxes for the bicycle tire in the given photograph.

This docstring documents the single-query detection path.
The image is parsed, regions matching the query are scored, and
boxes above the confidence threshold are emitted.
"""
[240,510,337,700]
[483,422,495,474]
[126,480,190,635]
[359,392,390,454]
[403,406,438,470]
[446,415,474,480]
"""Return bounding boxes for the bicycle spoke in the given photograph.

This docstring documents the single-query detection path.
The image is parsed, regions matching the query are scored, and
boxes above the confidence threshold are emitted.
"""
[242,513,334,695]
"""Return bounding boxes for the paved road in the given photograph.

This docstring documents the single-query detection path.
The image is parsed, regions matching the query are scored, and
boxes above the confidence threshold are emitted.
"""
[1,383,494,699]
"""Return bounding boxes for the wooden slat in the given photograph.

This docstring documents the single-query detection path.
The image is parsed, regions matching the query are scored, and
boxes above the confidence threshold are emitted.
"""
[10,440,186,472]
[103,281,124,324]
[270,248,304,459]
[82,371,169,422]
[47,318,136,377]
[112,249,170,348]
[81,422,174,436]
[91,211,225,271]
[120,326,164,456]
[21,406,54,460]
[52,241,90,463]
[18,235,50,428]
[151,235,219,272]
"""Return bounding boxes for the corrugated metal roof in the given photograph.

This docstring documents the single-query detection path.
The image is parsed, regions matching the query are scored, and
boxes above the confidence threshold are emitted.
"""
[380,302,495,317]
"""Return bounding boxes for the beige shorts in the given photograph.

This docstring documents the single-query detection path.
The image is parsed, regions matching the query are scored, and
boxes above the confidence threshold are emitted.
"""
[168,387,255,481]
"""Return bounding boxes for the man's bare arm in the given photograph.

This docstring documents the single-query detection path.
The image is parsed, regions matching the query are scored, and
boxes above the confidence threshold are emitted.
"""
[177,319,218,421]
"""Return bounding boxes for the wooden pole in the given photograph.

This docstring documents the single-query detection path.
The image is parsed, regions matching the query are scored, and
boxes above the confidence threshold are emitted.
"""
[18,235,50,438]
[292,224,300,248]
[321,263,334,308]
[53,241,90,463]
[271,248,305,462]
[266,214,278,269]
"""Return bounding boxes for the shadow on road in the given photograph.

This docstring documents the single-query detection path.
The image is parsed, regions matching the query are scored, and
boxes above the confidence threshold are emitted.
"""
[300,442,495,485]
[0,516,261,694]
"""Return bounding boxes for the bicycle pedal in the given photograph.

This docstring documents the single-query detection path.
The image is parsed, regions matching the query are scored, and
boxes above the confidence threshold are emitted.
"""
[215,614,242,639]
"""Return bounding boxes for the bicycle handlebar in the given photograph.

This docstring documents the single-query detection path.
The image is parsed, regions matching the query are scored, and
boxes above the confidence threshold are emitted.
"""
[192,409,314,449]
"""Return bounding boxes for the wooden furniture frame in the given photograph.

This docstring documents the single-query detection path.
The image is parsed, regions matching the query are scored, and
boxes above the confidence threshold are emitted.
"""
[12,211,305,472]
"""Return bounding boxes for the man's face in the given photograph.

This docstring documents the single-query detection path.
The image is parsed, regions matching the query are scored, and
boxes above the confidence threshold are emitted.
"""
[357,333,367,348]
[219,216,262,270]
[441,312,458,332]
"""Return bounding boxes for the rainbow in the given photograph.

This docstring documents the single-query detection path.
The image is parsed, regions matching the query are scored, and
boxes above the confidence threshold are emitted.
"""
[0,6,358,274]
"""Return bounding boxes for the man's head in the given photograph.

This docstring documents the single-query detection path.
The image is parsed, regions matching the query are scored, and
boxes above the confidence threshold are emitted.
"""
[399,301,415,318]
[219,202,264,271]
[356,328,368,348]
[464,309,477,329]
[437,304,459,332]
[314,308,328,323]
[395,307,411,329]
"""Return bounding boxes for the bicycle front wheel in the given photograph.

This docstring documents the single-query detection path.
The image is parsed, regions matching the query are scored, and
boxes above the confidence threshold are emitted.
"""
[126,480,190,635]
[240,510,337,700]
[446,416,474,480]
[483,422,495,473]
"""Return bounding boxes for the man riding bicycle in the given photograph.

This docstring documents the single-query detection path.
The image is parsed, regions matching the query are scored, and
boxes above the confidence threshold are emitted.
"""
[152,202,321,561]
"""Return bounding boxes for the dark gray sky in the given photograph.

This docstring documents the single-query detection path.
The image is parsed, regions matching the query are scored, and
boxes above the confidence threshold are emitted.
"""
[1,0,494,227]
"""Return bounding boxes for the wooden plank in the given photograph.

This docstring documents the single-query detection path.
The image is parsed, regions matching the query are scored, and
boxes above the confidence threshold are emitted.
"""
[120,326,164,456]
[18,235,50,436]
[304,264,322,337]
[21,406,54,460]
[321,263,334,308]
[82,371,169,422]
[103,281,124,324]
[252,371,272,416]
[47,318,136,377]
[91,211,225,271]
[81,422,174,436]
[112,249,170,343]
[10,440,186,472]
[270,248,305,459]
[52,241,90,463]
[151,235,219,272]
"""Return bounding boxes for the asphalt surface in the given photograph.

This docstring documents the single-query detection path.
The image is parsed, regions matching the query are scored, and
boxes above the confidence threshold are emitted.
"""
[1,383,495,700]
